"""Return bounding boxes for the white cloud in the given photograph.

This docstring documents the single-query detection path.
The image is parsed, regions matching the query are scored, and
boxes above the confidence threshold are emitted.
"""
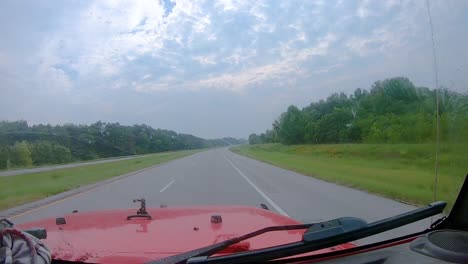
[249,1,276,33]
[383,0,401,10]
[222,48,257,65]
[133,82,170,92]
[355,0,373,18]
[215,0,249,12]
[10,0,442,97]
[37,0,215,84]
[297,32,307,42]
[110,79,127,90]
[34,65,73,92]
[133,75,175,93]
[192,33,338,92]
[345,10,417,58]
[356,7,369,18]
[193,55,217,65]
[280,33,336,60]
[192,62,292,92]
[36,0,167,80]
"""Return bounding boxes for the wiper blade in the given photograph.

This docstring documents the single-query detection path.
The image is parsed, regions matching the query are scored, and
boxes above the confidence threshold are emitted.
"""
[148,201,446,264]
[145,223,313,264]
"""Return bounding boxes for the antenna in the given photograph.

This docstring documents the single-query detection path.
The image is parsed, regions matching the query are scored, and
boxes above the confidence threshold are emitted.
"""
[425,0,441,219]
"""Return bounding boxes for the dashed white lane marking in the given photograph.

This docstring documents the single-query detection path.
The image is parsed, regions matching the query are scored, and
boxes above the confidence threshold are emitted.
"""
[160,179,176,192]
[224,154,289,217]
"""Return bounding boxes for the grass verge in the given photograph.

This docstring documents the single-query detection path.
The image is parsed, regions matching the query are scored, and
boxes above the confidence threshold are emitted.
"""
[0,153,157,172]
[0,149,200,211]
[231,144,466,211]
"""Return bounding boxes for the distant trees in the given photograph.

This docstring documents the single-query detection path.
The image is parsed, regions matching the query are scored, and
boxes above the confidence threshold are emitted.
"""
[0,141,35,169]
[250,77,468,145]
[0,121,246,169]
[276,106,307,144]
[249,129,277,145]
[248,134,261,145]
[29,141,72,165]
[9,141,33,167]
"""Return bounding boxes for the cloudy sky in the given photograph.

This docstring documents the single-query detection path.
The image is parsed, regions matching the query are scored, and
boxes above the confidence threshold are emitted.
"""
[0,0,467,138]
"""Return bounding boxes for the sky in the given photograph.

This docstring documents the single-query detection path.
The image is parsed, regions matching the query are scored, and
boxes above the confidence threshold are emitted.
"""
[0,0,467,139]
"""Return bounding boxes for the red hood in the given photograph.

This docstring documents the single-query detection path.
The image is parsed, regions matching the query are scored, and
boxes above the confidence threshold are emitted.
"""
[17,206,354,263]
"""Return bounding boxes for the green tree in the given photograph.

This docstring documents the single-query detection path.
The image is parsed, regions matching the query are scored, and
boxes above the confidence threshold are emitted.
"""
[314,108,353,143]
[0,120,245,166]
[255,76,467,146]
[277,105,307,144]
[248,134,262,145]
[29,141,72,165]
[0,147,8,169]
[9,141,33,167]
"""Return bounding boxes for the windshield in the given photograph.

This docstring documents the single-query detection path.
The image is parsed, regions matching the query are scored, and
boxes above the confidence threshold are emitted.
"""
[0,0,467,261]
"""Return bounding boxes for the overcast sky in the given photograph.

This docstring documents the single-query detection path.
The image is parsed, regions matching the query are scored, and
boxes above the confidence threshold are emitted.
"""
[0,0,467,138]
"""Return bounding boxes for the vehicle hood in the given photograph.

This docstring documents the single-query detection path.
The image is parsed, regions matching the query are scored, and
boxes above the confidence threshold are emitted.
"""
[17,206,353,263]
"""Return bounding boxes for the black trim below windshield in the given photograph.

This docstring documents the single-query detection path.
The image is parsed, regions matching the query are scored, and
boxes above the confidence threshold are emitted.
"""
[268,231,426,263]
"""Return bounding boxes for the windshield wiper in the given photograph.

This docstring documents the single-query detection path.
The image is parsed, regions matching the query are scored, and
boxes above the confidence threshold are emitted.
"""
[147,201,446,264]
[145,223,313,264]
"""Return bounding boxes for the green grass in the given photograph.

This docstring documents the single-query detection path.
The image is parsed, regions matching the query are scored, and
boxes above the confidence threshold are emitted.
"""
[0,149,200,211]
[0,153,153,172]
[231,144,466,211]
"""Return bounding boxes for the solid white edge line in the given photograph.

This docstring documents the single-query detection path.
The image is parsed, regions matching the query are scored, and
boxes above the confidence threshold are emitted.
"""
[160,179,176,192]
[224,154,289,217]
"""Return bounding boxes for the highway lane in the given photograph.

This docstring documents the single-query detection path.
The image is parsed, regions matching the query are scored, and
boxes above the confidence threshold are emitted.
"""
[6,147,434,244]
[0,155,144,177]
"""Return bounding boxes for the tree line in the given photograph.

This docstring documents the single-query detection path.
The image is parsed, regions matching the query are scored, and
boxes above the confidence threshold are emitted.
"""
[249,77,468,145]
[0,121,245,169]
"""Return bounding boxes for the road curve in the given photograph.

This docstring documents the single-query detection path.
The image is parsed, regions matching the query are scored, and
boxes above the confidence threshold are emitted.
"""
[3,148,433,244]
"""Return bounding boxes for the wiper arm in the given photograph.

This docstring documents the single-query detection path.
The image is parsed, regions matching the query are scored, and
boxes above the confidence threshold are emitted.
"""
[145,223,313,264]
[148,201,446,264]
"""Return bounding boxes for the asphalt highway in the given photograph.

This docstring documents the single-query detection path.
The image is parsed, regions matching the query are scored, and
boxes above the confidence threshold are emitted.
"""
[6,147,435,244]
[0,155,142,177]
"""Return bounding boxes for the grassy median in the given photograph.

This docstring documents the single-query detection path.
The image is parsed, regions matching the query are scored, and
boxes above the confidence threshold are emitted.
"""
[231,144,466,211]
[0,149,200,211]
